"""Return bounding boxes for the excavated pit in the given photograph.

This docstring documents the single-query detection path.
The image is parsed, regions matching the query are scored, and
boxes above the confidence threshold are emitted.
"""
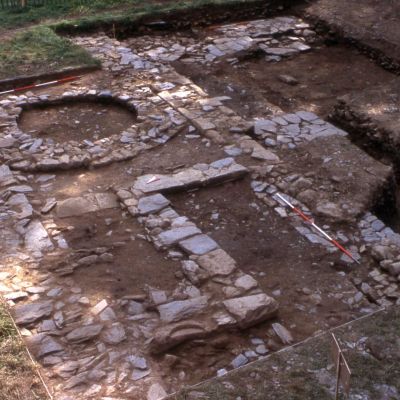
[18,99,137,143]
[2,10,400,400]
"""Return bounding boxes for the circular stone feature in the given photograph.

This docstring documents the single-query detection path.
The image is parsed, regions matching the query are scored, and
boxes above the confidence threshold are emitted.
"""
[18,100,137,143]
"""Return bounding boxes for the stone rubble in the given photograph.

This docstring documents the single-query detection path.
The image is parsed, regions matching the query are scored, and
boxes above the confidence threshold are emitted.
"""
[0,13,398,400]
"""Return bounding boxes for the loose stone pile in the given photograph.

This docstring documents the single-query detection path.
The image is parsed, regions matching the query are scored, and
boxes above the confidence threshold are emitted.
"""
[123,17,316,66]
[254,111,348,149]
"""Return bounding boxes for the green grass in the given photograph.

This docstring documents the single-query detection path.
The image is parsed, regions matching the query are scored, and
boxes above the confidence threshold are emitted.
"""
[0,302,47,400]
[0,0,258,30]
[0,25,99,80]
[170,307,400,400]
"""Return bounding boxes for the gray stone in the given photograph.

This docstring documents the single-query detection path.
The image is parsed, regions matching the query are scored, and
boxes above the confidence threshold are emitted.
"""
[14,301,53,326]
[66,324,103,343]
[127,355,148,370]
[137,194,170,215]
[195,249,237,276]
[296,111,318,122]
[157,296,208,323]
[283,113,302,124]
[388,262,400,277]
[147,383,167,400]
[263,47,298,57]
[254,119,277,135]
[25,220,53,253]
[179,234,219,255]
[131,369,150,381]
[134,175,181,194]
[224,146,242,156]
[127,301,145,315]
[157,226,201,246]
[272,323,293,344]
[26,333,63,358]
[0,137,15,148]
[94,193,119,209]
[231,354,249,369]
[149,288,168,305]
[99,307,117,321]
[57,197,98,218]
[316,202,344,220]
[102,323,126,344]
[210,158,234,169]
[278,74,298,85]
[371,219,385,232]
[4,291,28,301]
[251,145,280,163]
[223,294,278,328]
[234,274,259,291]
[255,344,269,355]
[41,199,57,214]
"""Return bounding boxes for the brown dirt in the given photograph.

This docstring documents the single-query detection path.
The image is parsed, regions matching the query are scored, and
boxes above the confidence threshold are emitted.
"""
[174,43,396,120]
[6,12,399,394]
[305,0,400,65]
[53,208,180,300]
[18,100,136,143]
[168,178,364,343]
[29,131,227,201]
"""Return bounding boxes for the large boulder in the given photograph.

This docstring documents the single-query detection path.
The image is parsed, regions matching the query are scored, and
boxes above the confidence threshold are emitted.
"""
[223,294,278,328]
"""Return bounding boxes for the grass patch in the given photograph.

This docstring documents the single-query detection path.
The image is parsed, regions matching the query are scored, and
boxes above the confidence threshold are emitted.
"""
[170,308,400,400]
[0,302,47,400]
[0,0,261,30]
[0,25,99,80]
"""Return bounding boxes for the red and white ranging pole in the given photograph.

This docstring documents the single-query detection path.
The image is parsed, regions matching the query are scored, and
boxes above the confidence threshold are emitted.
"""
[0,75,82,96]
[276,193,360,264]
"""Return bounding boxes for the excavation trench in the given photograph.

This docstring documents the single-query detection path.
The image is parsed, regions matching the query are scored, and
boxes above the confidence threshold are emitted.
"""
[5,10,400,399]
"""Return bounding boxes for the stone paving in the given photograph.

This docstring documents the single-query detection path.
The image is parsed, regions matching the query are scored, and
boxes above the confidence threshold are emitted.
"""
[0,89,186,172]
[0,15,400,400]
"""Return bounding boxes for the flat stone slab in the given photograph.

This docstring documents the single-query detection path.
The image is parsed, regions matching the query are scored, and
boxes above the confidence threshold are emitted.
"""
[195,249,237,277]
[223,294,278,329]
[179,234,219,255]
[14,300,53,326]
[25,333,64,358]
[24,220,53,253]
[137,194,170,215]
[102,323,127,345]
[133,159,248,195]
[57,193,119,218]
[157,296,208,323]
[57,196,98,218]
[66,324,103,343]
[157,225,202,246]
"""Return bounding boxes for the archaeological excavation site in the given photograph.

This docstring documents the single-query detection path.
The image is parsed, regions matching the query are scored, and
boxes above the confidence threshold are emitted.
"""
[0,0,400,399]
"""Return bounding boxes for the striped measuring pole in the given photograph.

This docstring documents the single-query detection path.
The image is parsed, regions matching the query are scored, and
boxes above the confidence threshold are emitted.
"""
[276,193,360,264]
[0,75,82,96]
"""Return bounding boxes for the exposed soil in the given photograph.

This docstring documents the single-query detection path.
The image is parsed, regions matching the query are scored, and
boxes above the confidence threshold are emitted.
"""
[30,132,228,201]
[4,7,400,398]
[18,101,137,143]
[174,43,396,119]
[54,209,180,300]
[305,0,400,68]
[169,178,364,343]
